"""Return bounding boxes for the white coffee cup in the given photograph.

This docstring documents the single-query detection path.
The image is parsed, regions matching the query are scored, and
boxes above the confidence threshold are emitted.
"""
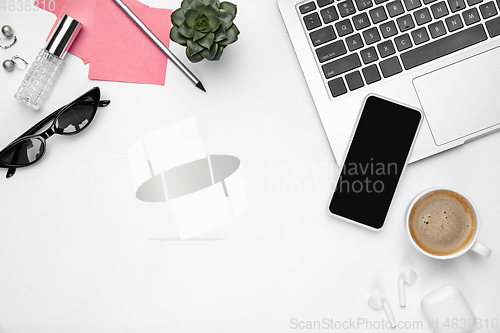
[406,187,492,260]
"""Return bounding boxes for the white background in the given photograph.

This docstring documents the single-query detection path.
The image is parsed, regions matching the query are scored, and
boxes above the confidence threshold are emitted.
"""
[1,0,499,332]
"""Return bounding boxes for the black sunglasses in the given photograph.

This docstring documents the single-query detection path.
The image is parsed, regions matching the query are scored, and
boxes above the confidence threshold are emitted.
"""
[0,87,110,178]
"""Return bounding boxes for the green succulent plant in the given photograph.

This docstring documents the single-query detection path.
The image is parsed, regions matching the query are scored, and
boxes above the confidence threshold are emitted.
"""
[170,0,240,63]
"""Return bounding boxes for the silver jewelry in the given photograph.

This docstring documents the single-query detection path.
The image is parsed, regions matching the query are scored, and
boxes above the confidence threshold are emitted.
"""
[3,55,27,72]
[2,25,13,38]
[0,25,17,49]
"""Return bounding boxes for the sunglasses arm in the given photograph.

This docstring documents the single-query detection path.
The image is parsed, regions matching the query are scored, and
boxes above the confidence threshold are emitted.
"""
[16,100,110,140]
[17,107,64,141]
[2,99,110,178]
[0,106,64,178]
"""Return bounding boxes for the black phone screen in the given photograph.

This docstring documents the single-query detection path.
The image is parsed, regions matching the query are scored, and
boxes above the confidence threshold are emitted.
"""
[329,95,422,229]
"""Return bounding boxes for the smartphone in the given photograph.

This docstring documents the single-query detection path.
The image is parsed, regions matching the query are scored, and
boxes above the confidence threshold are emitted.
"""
[328,95,423,230]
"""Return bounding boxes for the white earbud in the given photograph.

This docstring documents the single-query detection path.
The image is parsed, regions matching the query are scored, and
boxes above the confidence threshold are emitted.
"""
[368,294,396,328]
[398,269,417,308]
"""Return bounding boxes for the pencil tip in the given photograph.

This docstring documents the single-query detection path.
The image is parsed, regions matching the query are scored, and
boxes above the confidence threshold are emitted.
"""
[196,81,206,92]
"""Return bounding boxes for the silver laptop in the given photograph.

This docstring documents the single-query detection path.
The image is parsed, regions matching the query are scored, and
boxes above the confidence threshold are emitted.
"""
[278,0,500,165]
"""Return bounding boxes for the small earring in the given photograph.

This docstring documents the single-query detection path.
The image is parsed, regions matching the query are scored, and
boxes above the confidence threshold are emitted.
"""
[3,55,28,72]
[1,25,17,49]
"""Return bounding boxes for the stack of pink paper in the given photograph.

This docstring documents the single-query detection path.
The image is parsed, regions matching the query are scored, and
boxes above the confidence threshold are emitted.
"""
[42,0,172,85]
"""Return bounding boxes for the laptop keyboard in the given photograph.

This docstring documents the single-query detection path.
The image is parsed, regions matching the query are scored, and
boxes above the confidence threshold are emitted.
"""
[298,0,500,97]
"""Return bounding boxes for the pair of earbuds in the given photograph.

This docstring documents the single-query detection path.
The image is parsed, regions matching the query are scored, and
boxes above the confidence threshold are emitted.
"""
[368,269,417,328]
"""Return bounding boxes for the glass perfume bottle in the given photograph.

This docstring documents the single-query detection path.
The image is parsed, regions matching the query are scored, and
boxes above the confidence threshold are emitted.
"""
[14,14,81,110]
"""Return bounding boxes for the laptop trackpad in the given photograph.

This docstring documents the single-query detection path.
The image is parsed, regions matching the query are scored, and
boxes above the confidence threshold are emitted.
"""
[413,46,500,146]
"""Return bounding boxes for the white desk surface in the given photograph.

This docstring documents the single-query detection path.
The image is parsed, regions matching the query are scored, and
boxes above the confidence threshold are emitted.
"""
[1,1,499,332]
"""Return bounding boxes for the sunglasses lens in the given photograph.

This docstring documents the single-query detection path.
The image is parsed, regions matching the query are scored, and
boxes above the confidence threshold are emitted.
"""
[55,96,96,134]
[0,137,45,166]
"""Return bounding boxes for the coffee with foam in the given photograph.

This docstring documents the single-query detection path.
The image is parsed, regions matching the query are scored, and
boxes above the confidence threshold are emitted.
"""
[409,189,475,256]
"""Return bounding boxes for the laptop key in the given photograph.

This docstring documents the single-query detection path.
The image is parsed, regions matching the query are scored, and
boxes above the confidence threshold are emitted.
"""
[394,33,413,50]
[328,77,348,97]
[370,6,388,23]
[411,27,430,44]
[466,0,482,5]
[429,20,447,37]
[304,12,322,30]
[377,39,396,56]
[479,2,498,19]
[486,16,500,36]
[462,8,481,25]
[414,7,432,25]
[447,0,466,12]
[300,2,317,14]
[431,2,449,19]
[380,20,398,37]
[310,26,337,46]
[345,71,365,90]
[322,53,362,78]
[335,19,355,36]
[445,14,464,31]
[316,40,348,62]
[355,0,374,10]
[353,12,371,29]
[338,0,357,17]
[346,33,365,50]
[375,0,390,4]
[397,14,415,31]
[321,6,340,24]
[363,26,382,44]
[423,0,437,4]
[387,0,405,16]
[360,46,379,63]
[379,56,402,77]
[318,0,335,7]
[362,64,382,83]
[400,24,487,69]
[403,0,422,11]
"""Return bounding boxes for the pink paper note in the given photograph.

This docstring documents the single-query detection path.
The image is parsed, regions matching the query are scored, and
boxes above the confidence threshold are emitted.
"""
[40,0,172,85]
[88,0,172,85]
